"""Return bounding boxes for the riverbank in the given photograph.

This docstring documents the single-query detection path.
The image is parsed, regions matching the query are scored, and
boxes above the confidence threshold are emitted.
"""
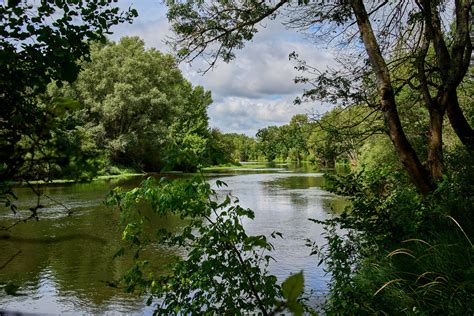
[15,161,333,187]
[15,173,145,186]
[201,162,273,171]
[1,164,340,314]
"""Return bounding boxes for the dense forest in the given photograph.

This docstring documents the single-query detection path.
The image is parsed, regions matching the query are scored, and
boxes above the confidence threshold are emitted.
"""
[1,0,473,315]
[3,34,235,180]
[48,36,235,174]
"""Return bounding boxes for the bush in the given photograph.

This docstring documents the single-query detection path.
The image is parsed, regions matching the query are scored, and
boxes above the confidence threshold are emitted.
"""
[106,177,312,314]
[318,148,474,315]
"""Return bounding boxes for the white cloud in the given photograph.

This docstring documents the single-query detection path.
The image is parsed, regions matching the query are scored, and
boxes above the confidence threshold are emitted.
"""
[184,19,336,101]
[208,96,332,136]
[110,1,337,135]
[110,17,172,53]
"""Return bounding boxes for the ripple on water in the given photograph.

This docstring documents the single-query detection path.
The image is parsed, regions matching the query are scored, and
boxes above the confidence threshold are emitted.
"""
[1,169,342,313]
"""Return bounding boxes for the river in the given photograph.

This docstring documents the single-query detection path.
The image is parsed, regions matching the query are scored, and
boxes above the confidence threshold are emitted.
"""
[0,163,344,314]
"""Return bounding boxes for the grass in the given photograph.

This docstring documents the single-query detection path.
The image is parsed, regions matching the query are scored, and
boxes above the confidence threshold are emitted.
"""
[95,173,144,180]
[15,172,145,186]
[201,163,272,171]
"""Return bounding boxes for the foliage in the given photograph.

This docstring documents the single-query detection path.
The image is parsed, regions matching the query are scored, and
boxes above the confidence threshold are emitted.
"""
[308,106,383,168]
[252,107,382,167]
[0,0,136,184]
[106,177,310,314]
[255,114,312,162]
[53,37,228,172]
[220,132,258,162]
[205,129,236,165]
[286,114,312,162]
[256,126,287,161]
[315,148,474,315]
[165,0,474,194]
[163,84,215,171]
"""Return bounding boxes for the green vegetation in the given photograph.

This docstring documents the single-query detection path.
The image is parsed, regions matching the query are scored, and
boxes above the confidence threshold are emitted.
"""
[316,149,474,314]
[216,111,362,167]
[0,0,136,184]
[2,0,474,315]
[256,114,311,163]
[161,0,474,314]
[220,133,259,162]
[217,108,382,169]
[50,37,231,174]
[106,177,311,315]
[2,18,235,186]
[0,0,137,217]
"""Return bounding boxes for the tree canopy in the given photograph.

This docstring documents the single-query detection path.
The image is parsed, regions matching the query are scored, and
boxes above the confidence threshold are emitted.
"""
[165,0,473,194]
[52,37,232,173]
[0,0,137,184]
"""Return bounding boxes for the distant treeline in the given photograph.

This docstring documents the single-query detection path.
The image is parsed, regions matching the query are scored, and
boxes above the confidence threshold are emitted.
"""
[223,87,471,171]
[44,36,471,178]
[44,37,235,177]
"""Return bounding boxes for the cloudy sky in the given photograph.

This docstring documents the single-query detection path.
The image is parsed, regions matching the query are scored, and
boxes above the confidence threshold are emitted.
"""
[110,1,335,136]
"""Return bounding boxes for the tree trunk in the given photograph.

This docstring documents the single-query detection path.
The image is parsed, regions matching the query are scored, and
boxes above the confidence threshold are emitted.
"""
[348,149,358,170]
[428,106,444,180]
[350,0,434,195]
[421,0,473,148]
[446,90,474,148]
[384,106,434,194]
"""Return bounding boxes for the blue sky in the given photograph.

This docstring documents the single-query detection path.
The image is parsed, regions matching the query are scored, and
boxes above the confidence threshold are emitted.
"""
[110,1,335,136]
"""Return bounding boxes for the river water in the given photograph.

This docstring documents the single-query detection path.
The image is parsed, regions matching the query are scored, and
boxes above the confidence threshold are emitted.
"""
[0,163,344,314]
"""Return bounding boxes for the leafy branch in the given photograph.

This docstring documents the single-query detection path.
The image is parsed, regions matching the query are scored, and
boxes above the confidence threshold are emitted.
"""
[107,177,312,314]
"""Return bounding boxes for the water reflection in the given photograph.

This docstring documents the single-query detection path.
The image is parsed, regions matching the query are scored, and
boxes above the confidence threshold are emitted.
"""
[210,172,339,298]
[0,163,344,313]
[0,177,172,314]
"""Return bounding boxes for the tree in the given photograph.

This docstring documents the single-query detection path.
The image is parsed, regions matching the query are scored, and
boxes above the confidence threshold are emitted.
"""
[286,114,311,162]
[0,0,136,184]
[164,84,215,171]
[54,37,214,172]
[307,106,384,168]
[206,129,235,164]
[256,126,285,161]
[165,0,473,194]
[221,133,258,162]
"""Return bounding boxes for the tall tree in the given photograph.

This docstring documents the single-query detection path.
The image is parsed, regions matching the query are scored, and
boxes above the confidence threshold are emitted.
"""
[165,0,473,194]
[0,0,136,183]
[54,37,213,172]
[287,114,310,162]
[256,126,287,161]
[221,133,258,162]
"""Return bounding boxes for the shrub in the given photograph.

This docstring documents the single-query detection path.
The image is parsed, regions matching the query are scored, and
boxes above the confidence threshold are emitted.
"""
[317,149,474,314]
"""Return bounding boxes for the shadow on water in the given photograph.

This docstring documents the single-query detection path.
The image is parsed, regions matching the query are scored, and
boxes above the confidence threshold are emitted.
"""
[0,233,107,244]
[0,162,346,313]
[0,176,177,314]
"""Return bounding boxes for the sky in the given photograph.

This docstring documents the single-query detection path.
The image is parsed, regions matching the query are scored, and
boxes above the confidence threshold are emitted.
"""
[109,1,335,136]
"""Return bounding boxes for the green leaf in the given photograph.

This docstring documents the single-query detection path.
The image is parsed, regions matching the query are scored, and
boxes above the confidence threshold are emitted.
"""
[282,272,306,316]
[282,271,304,303]
[51,96,81,115]
[287,300,304,316]
[4,282,20,296]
